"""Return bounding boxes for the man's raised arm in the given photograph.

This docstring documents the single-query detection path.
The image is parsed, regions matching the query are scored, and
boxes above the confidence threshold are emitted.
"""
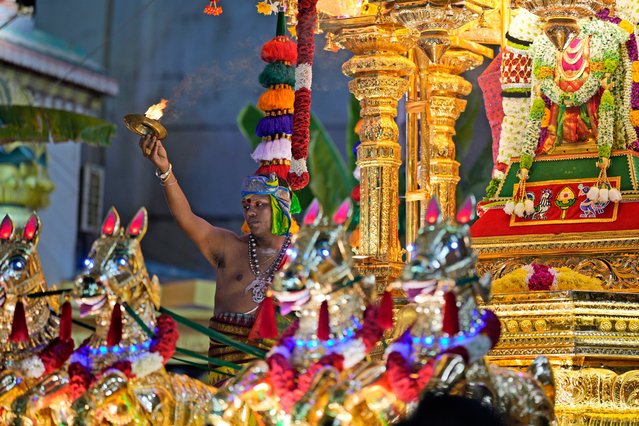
[139,135,227,263]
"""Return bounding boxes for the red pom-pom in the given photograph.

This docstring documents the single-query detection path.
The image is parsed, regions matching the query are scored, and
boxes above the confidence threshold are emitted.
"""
[261,36,297,64]
[442,291,459,335]
[150,314,179,362]
[256,164,290,182]
[68,362,93,400]
[317,300,330,341]
[379,290,394,331]
[59,300,72,341]
[482,310,502,347]
[386,351,419,403]
[106,360,133,378]
[9,300,29,343]
[40,337,74,375]
[249,296,278,340]
[106,303,122,347]
[351,184,361,203]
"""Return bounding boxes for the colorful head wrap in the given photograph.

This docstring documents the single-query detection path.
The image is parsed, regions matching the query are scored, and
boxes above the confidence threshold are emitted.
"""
[241,173,301,236]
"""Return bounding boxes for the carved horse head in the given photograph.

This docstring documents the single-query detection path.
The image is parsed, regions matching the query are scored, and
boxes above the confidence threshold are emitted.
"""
[272,199,370,314]
[74,207,159,321]
[0,213,56,357]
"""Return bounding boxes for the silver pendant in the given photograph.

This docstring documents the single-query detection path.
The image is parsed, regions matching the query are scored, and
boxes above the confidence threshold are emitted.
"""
[245,278,268,304]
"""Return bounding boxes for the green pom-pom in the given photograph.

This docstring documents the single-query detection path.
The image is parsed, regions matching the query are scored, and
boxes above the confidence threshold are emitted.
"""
[604,58,619,74]
[598,145,611,158]
[258,62,295,88]
[529,98,546,120]
[485,178,501,199]
[601,89,615,107]
[520,154,534,170]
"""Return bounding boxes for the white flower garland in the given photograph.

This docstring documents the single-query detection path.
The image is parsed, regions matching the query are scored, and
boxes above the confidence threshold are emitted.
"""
[290,157,307,175]
[294,63,313,91]
[616,0,639,24]
[335,337,367,369]
[19,355,46,379]
[130,351,164,378]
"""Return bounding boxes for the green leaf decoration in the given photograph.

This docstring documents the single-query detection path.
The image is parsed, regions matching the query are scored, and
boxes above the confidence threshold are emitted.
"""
[308,113,356,216]
[236,103,264,150]
[0,105,115,146]
[345,94,361,172]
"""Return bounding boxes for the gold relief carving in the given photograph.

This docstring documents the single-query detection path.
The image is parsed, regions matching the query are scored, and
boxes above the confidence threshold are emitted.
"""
[520,319,533,333]
[600,320,613,332]
[616,321,628,332]
[342,54,415,76]
[507,320,519,333]
[431,49,484,76]
[485,291,639,359]
[534,319,547,332]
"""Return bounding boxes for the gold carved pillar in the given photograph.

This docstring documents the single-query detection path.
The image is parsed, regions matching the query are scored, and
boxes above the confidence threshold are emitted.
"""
[333,23,416,285]
[418,49,482,218]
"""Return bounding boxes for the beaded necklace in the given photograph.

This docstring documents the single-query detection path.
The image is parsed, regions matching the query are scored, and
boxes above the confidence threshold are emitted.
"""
[245,233,290,303]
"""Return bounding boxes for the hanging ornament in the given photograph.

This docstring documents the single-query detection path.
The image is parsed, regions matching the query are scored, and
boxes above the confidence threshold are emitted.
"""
[203,0,223,16]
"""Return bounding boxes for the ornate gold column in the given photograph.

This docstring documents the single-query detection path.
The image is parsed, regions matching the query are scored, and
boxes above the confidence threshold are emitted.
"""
[420,49,482,217]
[328,20,416,285]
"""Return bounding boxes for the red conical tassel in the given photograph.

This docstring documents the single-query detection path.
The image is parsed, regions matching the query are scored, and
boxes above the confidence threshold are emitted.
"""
[9,300,29,343]
[317,300,330,341]
[107,303,122,347]
[249,296,278,340]
[442,291,460,335]
[59,300,72,341]
[379,290,394,331]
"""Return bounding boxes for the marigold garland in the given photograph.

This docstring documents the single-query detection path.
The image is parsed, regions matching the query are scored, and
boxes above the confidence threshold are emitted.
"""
[492,264,603,294]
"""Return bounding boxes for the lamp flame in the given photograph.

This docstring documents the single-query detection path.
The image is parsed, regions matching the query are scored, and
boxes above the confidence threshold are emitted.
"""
[144,99,168,121]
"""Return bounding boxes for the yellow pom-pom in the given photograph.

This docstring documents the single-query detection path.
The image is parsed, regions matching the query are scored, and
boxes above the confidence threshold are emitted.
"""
[630,110,639,127]
[619,20,635,35]
[289,218,300,234]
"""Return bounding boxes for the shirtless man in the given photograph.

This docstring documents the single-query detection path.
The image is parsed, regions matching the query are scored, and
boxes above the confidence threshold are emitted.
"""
[138,134,295,377]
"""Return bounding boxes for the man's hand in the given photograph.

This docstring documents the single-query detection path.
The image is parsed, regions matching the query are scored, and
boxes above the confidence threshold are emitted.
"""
[139,134,170,173]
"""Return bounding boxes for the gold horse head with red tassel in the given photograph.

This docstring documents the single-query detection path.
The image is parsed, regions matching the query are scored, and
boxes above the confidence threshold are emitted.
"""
[210,199,393,425]
[74,206,160,359]
[15,207,216,426]
[0,213,75,425]
[379,196,556,425]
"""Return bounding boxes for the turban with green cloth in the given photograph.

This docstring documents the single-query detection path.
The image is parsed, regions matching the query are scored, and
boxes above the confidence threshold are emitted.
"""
[241,173,301,236]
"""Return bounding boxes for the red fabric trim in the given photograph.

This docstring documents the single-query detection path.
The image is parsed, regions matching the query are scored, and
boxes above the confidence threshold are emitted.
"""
[472,201,639,237]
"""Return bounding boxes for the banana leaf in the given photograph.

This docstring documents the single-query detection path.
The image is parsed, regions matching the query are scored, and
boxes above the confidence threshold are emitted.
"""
[0,105,115,146]
[345,94,361,172]
[237,103,263,150]
[308,115,356,216]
